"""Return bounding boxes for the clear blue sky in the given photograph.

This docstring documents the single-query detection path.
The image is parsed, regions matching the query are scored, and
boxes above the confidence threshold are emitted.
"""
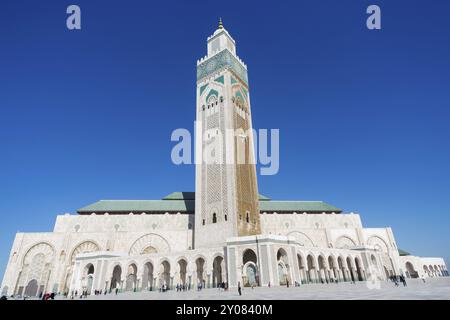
[1,0,449,278]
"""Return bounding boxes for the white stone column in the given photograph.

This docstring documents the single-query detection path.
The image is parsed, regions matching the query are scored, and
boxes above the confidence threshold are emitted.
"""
[93,260,103,292]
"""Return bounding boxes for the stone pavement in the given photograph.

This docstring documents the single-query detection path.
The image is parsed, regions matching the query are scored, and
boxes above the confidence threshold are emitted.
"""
[56,278,450,300]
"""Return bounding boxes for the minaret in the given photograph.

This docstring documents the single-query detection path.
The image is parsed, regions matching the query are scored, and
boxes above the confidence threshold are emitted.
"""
[194,20,261,248]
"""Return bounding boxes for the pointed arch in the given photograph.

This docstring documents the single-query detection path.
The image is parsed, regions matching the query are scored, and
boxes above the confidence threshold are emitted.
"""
[129,233,170,256]
[69,240,100,263]
[366,235,389,253]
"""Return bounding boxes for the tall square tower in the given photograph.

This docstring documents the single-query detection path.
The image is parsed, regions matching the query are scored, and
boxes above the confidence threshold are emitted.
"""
[194,21,261,248]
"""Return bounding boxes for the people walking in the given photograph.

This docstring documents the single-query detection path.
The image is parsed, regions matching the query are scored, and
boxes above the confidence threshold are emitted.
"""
[394,276,399,286]
[401,275,407,287]
[238,282,242,296]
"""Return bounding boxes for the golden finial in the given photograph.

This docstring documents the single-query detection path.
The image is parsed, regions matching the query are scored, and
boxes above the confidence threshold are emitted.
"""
[218,17,223,29]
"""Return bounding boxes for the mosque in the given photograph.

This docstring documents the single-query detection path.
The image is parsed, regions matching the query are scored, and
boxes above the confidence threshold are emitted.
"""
[1,21,447,298]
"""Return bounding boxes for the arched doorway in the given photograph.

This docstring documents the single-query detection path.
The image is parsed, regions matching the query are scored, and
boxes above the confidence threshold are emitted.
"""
[245,264,257,287]
[306,254,316,283]
[142,262,154,291]
[318,255,327,283]
[242,249,258,287]
[338,256,347,281]
[177,259,187,286]
[24,279,38,297]
[276,249,290,286]
[212,256,224,287]
[405,262,418,279]
[84,263,95,294]
[328,256,338,281]
[195,258,206,288]
[125,264,137,291]
[159,260,171,289]
[110,265,122,290]
[354,257,364,281]
[346,257,355,282]
[297,254,306,284]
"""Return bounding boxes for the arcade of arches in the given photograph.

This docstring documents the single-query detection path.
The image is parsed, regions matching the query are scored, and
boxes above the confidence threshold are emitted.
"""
[65,243,449,296]
[6,240,449,297]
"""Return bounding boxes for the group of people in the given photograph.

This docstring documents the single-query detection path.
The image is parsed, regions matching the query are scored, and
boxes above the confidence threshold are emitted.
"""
[41,292,55,300]
[175,283,190,292]
[389,275,407,287]
[70,289,89,299]
[158,284,168,292]
[64,281,228,297]
[217,281,228,291]
[69,287,120,299]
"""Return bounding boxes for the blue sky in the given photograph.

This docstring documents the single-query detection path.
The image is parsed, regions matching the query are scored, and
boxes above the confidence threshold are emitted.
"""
[0,0,449,278]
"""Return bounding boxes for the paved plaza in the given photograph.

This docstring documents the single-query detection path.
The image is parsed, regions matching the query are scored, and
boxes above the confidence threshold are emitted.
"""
[50,278,450,300]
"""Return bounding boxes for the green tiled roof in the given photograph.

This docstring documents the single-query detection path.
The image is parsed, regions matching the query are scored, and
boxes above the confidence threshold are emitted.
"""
[77,200,195,213]
[163,192,270,201]
[398,249,411,256]
[163,192,195,200]
[259,201,340,213]
[77,192,341,214]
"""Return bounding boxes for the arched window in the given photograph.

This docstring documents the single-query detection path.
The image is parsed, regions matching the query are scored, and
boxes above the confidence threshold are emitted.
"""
[212,213,217,224]
[246,212,250,223]
[202,219,205,226]
[224,214,227,221]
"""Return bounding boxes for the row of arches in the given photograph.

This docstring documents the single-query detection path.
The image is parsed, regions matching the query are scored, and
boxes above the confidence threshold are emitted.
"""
[422,264,448,278]
[13,234,172,296]
[240,247,391,287]
[287,232,392,254]
[17,234,172,269]
[78,255,226,294]
[13,243,55,297]
[297,253,366,284]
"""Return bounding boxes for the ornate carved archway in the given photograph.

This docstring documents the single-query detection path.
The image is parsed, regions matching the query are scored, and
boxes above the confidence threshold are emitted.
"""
[129,234,170,256]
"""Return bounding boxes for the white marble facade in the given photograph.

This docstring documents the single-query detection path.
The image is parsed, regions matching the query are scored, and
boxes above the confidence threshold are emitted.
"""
[1,23,448,298]
[1,210,447,297]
